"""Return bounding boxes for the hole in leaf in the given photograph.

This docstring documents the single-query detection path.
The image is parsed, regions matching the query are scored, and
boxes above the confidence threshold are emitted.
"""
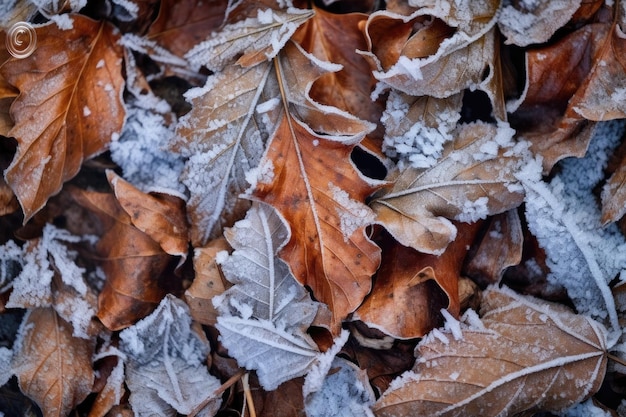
[351,146,387,180]
[459,89,495,124]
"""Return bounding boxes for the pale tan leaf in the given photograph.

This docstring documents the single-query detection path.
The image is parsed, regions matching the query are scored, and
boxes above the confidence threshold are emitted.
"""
[0,14,125,222]
[185,237,232,326]
[371,122,526,255]
[12,308,95,417]
[185,7,314,71]
[373,286,608,417]
[498,0,582,47]
[601,151,626,224]
[173,62,274,245]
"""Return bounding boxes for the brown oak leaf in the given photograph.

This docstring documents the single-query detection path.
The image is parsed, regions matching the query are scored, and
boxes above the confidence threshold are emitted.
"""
[146,0,228,59]
[0,14,125,222]
[251,40,381,330]
[12,308,95,417]
[373,286,608,417]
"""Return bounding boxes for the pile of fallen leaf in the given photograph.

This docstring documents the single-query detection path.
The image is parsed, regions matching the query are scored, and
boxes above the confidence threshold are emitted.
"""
[1,0,626,416]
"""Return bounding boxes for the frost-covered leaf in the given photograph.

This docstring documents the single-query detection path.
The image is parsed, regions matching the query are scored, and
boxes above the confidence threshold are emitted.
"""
[381,90,462,170]
[251,41,380,329]
[5,224,97,339]
[374,286,609,417]
[518,120,626,334]
[601,149,626,224]
[214,202,330,390]
[0,14,125,222]
[371,122,527,254]
[119,294,222,416]
[304,357,375,417]
[174,62,274,245]
[12,308,95,417]
[146,0,228,59]
[360,2,503,115]
[185,7,314,71]
[498,0,582,46]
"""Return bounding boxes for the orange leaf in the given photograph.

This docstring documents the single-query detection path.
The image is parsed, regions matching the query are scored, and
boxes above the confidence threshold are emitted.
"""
[13,308,95,417]
[107,170,189,261]
[146,0,228,59]
[70,187,171,331]
[354,223,480,339]
[252,41,381,329]
[1,15,125,222]
[292,6,384,132]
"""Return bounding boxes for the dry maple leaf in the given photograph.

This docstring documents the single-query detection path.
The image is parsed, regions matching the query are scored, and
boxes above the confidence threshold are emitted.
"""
[370,122,527,255]
[0,14,125,222]
[251,40,381,330]
[373,286,609,417]
[12,307,95,417]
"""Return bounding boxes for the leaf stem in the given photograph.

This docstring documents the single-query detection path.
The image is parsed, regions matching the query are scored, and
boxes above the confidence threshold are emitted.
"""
[607,353,626,367]
[243,372,258,417]
[188,368,246,417]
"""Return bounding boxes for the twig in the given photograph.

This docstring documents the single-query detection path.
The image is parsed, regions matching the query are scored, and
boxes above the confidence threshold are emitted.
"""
[189,368,246,417]
[243,372,257,417]
[608,353,626,367]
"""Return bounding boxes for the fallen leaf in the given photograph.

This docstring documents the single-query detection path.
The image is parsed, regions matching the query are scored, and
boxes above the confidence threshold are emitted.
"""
[304,357,375,417]
[360,3,505,118]
[371,122,527,255]
[498,0,582,46]
[88,353,125,417]
[107,170,189,262]
[185,7,314,71]
[373,286,608,417]
[185,237,232,326]
[248,40,381,329]
[214,202,331,390]
[511,12,626,171]
[381,90,462,170]
[353,223,480,339]
[12,307,95,417]
[464,209,523,287]
[250,376,305,417]
[0,14,125,222]
[173,62,274,245]
[70,186,172,331]
[146,0,228,59]
[602,147,626,224]
[119,295,222,416]
[292,6,384,133]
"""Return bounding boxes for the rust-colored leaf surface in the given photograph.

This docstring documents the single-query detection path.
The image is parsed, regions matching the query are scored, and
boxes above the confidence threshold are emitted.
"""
[354,223,480,339]
[146,0,228,59]
[185,237,232,326]
[374,286,608,417]
[464,210,523,287]
[292,6,384,131]
[1,14,125,222]
[252,41,381,329]
[70,186,171,331]
[13,308,95,417]
[107,170,189,261]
